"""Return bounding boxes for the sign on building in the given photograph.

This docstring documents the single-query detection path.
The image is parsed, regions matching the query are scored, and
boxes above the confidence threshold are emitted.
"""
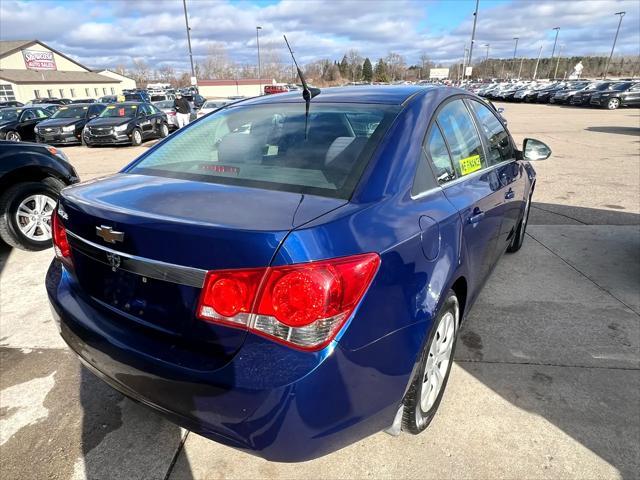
[429,68,449,79]
[22,50,57,70]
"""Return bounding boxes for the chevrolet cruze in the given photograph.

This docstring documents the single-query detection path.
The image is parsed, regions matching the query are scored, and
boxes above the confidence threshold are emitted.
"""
[46,86,551,461]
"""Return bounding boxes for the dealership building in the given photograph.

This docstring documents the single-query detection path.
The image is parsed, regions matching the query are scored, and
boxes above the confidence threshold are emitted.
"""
[0,40,136,103]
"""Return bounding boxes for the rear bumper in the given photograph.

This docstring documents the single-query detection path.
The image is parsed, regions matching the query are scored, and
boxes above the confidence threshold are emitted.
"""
[46,260,414,461]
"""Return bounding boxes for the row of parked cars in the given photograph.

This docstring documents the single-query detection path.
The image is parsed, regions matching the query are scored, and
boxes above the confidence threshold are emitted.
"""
[0,96,234,147]
[464,79,640,109]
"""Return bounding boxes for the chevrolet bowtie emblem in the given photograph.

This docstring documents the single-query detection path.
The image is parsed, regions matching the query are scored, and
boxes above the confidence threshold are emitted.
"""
[96,225,124,244]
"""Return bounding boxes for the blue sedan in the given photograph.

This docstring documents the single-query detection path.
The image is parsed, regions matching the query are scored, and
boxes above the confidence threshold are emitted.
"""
[46,85,551,461]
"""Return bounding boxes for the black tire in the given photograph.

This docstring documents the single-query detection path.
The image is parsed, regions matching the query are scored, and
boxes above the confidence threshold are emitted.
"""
[159,122,169,138]
[5,130,21,142]
[0,179,65,251]
[402,290,459,434]
[131,128,143,146]
[607,98,620,110]
[507,191,532,253]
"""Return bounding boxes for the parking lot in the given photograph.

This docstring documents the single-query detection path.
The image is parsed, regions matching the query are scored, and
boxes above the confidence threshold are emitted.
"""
[1,103,638,479]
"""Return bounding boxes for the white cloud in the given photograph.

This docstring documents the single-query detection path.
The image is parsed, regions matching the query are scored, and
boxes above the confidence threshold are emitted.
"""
[1,0,638,72]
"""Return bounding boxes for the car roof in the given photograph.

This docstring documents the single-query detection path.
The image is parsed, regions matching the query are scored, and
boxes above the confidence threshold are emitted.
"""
[240,85,440,106]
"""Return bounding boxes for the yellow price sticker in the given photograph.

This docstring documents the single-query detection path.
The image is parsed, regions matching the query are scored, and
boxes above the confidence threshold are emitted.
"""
[459,154,482,176]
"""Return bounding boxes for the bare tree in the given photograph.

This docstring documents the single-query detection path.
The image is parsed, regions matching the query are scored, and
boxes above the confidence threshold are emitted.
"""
[199,43,236,79]
[346,49,363,82]
[385,52,406,81]
[128,59,151,86]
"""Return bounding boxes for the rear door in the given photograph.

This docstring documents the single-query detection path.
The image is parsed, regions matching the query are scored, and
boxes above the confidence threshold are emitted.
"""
[434,98,504,286]
[137,104,154,136]
[624,84,640,106]
[467,98,523,254]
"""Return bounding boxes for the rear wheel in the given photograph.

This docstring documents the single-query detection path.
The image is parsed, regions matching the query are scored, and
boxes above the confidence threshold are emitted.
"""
[0,179,65,251]
[159,122,169,138]
[507,192,532,253]
[607,98,620,110]
[131,128,143,146]
[402,291,459,434]
[5,130,21,142]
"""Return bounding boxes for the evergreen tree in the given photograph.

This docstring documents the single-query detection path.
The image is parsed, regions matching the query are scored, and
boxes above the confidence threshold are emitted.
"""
[374,58,389,82]
[339,55,349,78]
[362,58,373,82]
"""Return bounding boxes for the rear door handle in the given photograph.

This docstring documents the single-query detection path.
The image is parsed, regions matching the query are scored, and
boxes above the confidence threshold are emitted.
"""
[468,208,485,224]
[505,188,515,200]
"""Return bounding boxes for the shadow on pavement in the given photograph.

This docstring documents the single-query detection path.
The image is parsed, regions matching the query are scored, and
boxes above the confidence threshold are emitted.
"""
[457,203,640,478]
[585,126,640,136]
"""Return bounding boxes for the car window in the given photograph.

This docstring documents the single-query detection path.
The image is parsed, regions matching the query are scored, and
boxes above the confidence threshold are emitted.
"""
[424,125,456,186]
[467,99,515,166]
[34,108,49,118]
[21,109,36,121]
[128,103,400,199]
[436,99,486,178]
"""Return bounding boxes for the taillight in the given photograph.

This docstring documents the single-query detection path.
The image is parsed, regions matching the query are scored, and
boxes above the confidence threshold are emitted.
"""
[52,206,72,265]
[197,253,380,351]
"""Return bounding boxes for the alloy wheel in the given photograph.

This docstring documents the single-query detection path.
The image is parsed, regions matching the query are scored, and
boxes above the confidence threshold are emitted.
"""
[15,194,56,241]
[420,303,458,412]
[134,130,142,144]
[6,131,21,142]
[608,98,620,110]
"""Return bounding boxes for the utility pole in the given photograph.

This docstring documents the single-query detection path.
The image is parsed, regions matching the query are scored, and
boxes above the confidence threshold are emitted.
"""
[518,56,524,80]
[603,11,626,79]
[554,44,563,79]
[533,43,543,80]
[549,27,560,78]
[466,0,480,79]
[182,0,196,83]
[512,37,519,79]
[256,26,262,94]
[462,45,469,83]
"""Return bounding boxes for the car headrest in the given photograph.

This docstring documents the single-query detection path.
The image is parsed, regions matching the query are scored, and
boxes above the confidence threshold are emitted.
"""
[217,133,262,164]
[325,136,356,166]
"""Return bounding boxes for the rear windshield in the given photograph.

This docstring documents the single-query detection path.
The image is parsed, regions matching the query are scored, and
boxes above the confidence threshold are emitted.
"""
[100,104,138,118]
[128,102,400,199]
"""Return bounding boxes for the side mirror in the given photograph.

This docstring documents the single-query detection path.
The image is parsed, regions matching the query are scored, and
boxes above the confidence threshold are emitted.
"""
[523,138,551,161]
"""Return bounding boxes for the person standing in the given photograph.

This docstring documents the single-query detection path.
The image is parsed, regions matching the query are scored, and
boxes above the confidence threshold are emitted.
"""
[174,93,191,128]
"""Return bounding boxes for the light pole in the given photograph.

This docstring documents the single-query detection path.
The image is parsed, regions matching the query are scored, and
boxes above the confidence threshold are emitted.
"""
[549,27,560,78]
[512,37,519,78]
[256,26,262,94]
[554,44,564,79]
[603,11,626,79]
[466,0,480,79]
[533,43,543,80]
[182,0,195,83]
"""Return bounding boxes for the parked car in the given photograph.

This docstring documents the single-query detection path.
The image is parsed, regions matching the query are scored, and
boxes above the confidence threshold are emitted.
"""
[152,99,179,129]
[38,104,62,116]
[549,81,590,104]
[150,93,175,103]
[0,106,50,142]
[82,102,168,146]
[35,103,107,145]
[0,141,78,250]
[124,92,151,103]
[589,82,640,109]
[98,95,118,104]
[196,99,231,118]
[0,100,24,108]
[69,98,97,104]
[535,83,571,103]
[184,93,206,109]
[47,85,551,461]
[264,85,289,94]
[570,82,614,106]
[30,98,72,105]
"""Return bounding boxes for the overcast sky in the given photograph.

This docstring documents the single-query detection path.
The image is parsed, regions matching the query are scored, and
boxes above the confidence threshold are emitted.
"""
[2,0,639,72]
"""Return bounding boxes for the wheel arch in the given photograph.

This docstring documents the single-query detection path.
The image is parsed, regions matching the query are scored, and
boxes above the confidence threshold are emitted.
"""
[0,166,70,199]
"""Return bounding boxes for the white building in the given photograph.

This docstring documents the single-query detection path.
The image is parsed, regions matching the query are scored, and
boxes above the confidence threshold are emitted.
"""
[0,40,136,103]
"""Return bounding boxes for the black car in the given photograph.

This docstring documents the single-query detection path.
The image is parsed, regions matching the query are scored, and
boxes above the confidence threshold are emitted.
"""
[0,141,78,250]
[570,82,614,106]
[30,98,73,105]
[0,107,50,142]
[123,92,151,103]
[549,82,591,104]
[83,102,169,147]
[184,94,206,109]
[70,98,97,104]
[0,100,24,108]
[536,83,571,103]
[35,103,107,145]
[590,82,640,110]
[98,95,118,104]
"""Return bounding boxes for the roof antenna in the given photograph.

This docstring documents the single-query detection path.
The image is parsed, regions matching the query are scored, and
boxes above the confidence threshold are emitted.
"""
[283,34,320,139]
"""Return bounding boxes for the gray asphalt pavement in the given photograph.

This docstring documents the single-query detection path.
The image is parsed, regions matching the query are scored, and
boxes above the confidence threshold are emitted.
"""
[0,103,638,479]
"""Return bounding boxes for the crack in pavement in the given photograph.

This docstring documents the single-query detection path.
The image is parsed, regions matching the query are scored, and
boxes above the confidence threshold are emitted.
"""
[456,358,640,371]
[526,231,640,316]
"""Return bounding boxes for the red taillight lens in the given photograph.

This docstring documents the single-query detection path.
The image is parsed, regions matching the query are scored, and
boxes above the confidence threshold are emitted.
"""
[52,207,71,260]
[196,253,380,350]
